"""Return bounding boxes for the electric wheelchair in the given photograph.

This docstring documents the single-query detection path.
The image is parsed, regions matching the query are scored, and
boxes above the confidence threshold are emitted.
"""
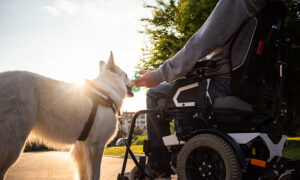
[118,2,300,180]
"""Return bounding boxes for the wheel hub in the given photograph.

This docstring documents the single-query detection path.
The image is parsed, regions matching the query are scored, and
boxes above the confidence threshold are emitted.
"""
[198,162,213,177]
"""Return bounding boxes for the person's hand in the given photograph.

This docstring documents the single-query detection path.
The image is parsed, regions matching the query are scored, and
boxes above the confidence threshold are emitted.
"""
[132,71,158,88]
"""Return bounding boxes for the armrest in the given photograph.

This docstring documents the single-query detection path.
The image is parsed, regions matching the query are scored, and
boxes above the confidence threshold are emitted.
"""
[192,60,217,71]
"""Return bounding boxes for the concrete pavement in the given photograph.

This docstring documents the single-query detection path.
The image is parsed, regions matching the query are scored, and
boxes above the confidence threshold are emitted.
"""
[5,151,135,180]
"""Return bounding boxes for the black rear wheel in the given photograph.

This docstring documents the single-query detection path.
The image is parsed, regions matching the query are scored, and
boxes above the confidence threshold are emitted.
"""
[177,133,242,180]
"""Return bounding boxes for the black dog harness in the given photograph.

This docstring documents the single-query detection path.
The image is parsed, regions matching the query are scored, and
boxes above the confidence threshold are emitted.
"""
[78,80,117,141]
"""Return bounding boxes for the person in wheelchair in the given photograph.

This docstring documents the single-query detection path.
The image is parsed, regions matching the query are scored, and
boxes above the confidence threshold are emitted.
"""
[133,0,288,179]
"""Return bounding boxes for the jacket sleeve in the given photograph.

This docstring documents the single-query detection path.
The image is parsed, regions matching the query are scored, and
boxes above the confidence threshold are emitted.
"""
[152,0,267,83]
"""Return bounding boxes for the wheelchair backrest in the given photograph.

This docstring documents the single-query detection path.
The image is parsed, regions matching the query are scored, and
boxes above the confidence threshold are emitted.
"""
[231,2,287,111]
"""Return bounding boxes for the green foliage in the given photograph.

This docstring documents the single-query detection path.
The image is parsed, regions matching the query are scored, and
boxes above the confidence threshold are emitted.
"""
[284,0,300,135]
[133,135,139,141]
[283,141,300,159]
[170,120,174,134]
[133,129,144,136]
[138,0,218,70]
[133,135,147,145]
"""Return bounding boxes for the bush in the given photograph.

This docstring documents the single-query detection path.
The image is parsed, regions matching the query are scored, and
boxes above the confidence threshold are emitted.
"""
[24,142,54,152]
[283,141,300,159]
[133,135,139,141]
[133,135,147,145]
[133,129,144,136]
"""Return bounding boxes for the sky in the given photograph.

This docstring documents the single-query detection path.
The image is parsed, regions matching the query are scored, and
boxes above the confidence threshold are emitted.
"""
[0,0,154,112]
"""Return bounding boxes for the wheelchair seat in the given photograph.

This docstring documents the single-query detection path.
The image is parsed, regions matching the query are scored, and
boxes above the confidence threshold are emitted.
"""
[212,96,253,112]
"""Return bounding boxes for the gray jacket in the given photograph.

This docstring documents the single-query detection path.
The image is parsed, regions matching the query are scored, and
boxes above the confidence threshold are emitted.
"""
[152,0,284,84]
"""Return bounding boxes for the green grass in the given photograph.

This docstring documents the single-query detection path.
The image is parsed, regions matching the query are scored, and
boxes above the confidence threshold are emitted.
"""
[104,140,300,159]
[283,141,300,159]
[104,145,144,156]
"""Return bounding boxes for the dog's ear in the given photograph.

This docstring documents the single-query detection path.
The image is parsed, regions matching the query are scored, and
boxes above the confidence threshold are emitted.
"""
[99,60,106,73]
[106,51,116,72]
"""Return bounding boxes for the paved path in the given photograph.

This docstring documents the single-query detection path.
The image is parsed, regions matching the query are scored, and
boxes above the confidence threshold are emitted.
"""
[6,151,135,180]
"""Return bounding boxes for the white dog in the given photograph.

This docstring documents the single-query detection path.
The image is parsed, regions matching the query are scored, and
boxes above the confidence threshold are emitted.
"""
[0,52,133,180]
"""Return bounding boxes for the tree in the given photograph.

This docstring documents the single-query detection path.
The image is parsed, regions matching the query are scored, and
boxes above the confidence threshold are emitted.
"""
[138,0,218,70]
[284,0,300,135]
[139,0,300,134]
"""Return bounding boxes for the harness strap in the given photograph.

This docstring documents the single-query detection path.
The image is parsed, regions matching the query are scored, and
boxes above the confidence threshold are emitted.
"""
[78,93,99,141]
[85,80,117,113]
[77,80,117,141]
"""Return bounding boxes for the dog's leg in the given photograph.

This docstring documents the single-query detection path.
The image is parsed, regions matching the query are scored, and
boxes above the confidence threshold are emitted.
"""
[71,142,89,180]
[87,143,105,180]
[0,106,36,179]
[0,129,31,179]
[0,130,32,179]
[71,141,105,180]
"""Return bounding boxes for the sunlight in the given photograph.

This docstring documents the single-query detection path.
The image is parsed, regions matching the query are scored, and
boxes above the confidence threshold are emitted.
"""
[73,79,85,86]
[0,0,151,112]
[49,63,146,112]
[122,90,146,112]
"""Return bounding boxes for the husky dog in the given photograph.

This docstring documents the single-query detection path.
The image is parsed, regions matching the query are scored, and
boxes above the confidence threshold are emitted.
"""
[0,52,133,180]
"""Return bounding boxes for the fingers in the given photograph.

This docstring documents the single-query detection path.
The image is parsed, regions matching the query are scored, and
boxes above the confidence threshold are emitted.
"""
[132,77,144,87]
[132,71,148,87]
[139,70,147,75]
[132,71,151,87]
[132,70,158,88]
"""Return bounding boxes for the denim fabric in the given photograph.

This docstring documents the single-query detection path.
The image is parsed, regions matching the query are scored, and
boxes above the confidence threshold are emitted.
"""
[146,82,174,103]
[146,82,174,147]
[209,77,232,99]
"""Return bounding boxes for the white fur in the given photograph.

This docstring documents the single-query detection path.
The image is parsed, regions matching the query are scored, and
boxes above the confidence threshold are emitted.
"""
[0,52,132,180]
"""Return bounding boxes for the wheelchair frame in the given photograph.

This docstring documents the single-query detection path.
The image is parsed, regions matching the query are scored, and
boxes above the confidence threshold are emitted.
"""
[118,107,300,180]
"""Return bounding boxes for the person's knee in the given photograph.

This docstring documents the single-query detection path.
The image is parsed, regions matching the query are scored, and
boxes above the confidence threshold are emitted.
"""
[146,83,173,109]
[146,88,157,108]
[146,87,156,99]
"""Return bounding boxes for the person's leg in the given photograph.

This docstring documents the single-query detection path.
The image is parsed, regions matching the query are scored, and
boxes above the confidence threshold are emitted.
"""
[146,82,173,178]
[209,77,232,99]
[146,82,173,144]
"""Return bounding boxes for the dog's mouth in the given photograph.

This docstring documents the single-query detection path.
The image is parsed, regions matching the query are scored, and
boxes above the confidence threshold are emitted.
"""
[126,86,134,97]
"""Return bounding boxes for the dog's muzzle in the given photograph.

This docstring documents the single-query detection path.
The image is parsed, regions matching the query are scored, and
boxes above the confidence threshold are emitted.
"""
[127,86,134,97]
